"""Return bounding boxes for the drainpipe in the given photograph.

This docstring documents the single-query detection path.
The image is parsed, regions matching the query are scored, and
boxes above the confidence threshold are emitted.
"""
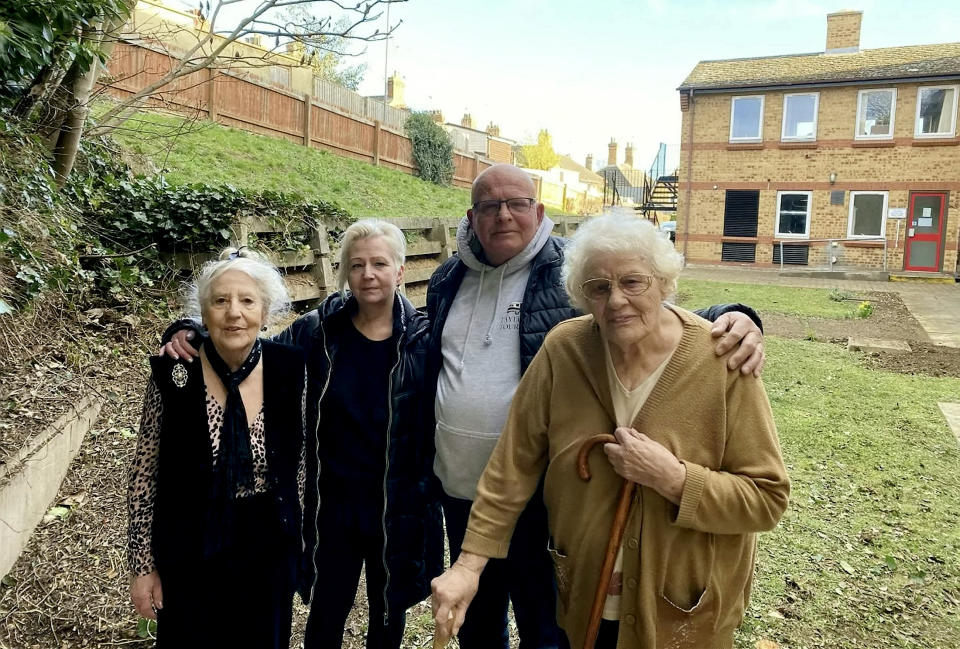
[682,89,695,260]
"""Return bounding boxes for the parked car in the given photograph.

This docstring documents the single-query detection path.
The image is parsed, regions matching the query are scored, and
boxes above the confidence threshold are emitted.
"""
[660,220,677,242]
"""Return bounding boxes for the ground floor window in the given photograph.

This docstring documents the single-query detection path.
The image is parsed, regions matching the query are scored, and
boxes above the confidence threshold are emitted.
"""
[775,191,812,237]
[848,191,888,238]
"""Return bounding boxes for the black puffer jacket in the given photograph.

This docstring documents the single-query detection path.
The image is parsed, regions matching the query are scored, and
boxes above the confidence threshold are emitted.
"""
[275,292,443,619]
[426,235,763,377]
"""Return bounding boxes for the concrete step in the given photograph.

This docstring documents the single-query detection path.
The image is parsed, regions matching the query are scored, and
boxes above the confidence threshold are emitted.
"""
[888,273,956,284]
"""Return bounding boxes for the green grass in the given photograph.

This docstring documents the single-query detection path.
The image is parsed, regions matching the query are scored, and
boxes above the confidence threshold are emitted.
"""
[676,279,860,318]
[108,110,471,218]
[734,337,960,649]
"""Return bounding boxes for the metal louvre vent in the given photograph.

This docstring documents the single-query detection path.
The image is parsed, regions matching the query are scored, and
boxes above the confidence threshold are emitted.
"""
[721,242,756,262]
[772,244,810,265]
[723,190,760,237]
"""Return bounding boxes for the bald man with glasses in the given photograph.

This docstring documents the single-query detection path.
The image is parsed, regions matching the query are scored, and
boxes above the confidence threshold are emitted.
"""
[425,164,765,649]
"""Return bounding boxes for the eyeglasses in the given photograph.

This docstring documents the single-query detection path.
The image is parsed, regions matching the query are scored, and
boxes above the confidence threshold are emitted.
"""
[579,273,654,301]
[472,197,536,219]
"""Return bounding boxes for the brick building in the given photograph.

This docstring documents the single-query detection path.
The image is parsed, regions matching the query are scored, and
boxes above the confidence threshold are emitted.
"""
[676,10,960,275]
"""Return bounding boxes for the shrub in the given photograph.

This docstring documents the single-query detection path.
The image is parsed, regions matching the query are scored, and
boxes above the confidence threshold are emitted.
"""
[856,301,874,318]
[405,112,454,186]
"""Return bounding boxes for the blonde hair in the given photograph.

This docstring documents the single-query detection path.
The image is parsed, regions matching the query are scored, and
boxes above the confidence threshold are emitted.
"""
[336,219,406,294]
[183,247,291,325]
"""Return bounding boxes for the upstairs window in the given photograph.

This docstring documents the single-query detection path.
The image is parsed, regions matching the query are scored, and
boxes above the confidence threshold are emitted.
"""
[848,191,888,238]
[856,88,896,139]
[775,191,812,238]
[915,85,959,137]
[781,93,819,140]
[729,95,764,142]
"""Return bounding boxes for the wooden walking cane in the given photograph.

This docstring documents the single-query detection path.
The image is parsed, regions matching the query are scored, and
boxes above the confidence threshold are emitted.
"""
[577,434,636,649]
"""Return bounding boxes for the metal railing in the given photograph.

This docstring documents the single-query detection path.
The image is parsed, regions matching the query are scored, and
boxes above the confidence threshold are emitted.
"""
[776,237,888,272]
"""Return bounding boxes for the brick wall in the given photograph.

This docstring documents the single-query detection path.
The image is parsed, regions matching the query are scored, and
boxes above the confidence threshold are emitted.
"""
[677,81,960,273]
[826,11,862,51]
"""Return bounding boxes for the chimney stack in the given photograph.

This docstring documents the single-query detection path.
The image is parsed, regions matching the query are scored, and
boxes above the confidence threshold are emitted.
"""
[585,154,593,170]
[826,10,862,53]
[427,110,444,124]
[461,113,474,129]
[386,72,406,108]
[486,122,500,137]
[607,138,618,166]
[625,143,634,168]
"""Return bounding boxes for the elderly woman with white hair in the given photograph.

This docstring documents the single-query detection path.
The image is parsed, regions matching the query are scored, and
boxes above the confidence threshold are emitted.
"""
[128,248,306,648]
[431,212,790,649]
[161,220,443,649]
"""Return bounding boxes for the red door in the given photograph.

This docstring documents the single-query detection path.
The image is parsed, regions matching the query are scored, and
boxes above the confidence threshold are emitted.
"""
[905,192,947,272]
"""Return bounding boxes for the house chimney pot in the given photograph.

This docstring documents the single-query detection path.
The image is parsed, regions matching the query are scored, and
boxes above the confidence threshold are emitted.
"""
[607,138,618,166]
[461,113,474,129]
[585,154,593,170]
[625,143,634,168]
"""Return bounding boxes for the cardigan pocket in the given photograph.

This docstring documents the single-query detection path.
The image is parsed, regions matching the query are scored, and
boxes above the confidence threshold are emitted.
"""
[655,530,717,647]
[547,538,572,613]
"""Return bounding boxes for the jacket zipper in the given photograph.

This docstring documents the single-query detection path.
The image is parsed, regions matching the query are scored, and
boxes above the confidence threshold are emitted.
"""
[308,320,333,605]
[380,314,404,626]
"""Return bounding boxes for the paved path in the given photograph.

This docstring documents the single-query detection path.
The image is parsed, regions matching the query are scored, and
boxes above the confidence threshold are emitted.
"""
[680,265,960,348]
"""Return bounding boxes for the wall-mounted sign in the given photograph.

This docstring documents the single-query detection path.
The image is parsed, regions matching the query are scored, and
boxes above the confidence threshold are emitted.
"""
[887,207,906,219]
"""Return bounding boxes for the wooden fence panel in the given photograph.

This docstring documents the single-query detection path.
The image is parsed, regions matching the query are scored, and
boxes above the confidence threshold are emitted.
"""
[103,41,498,191]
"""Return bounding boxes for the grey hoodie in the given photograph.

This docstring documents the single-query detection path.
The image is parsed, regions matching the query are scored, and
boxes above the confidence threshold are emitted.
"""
[433,214,555,500]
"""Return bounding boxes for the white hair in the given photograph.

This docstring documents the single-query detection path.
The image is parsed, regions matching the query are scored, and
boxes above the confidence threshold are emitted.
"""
[183,247,291,325]
[336,219,406,294]
[561,212,684,313]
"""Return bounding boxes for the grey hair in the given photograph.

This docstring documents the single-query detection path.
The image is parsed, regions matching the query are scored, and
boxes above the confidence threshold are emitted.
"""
[182,247,291,326]
[336,219,406,294]
[561,212,684,313]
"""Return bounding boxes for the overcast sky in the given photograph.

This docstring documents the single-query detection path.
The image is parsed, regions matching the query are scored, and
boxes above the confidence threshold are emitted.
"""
[173,0,960,172]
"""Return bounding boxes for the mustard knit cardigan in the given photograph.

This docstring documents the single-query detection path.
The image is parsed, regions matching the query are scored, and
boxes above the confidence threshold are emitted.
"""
[462,307,790,649]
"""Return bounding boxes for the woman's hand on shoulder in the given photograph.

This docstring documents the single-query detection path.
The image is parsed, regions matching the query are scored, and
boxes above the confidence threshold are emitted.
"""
[710,312,765,377]
[604,427,686,505]
[130,571,163,620]
[158,329,200,361]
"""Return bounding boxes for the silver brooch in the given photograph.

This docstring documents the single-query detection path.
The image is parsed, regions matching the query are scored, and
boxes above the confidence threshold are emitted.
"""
[171,363,189,388]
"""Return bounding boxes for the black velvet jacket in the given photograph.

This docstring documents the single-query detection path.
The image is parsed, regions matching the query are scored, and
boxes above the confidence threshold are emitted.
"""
[148,340,305,577]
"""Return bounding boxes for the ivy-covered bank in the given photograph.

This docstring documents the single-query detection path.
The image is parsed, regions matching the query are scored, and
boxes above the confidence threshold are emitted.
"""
[0,117,350,312]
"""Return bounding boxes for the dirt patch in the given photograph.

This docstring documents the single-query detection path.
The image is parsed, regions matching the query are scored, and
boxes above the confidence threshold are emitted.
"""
[762,291,960,378]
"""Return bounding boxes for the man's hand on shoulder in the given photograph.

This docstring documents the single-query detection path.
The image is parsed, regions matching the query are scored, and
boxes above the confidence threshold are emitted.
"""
[158,329,200,361]
[710,311,765,377]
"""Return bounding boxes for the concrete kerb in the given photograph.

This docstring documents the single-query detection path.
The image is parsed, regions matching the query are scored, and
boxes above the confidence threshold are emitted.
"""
[0,396,102,579]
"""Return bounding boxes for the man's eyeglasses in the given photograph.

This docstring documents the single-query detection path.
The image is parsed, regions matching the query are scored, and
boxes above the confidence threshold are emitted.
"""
[579,273,654,302]
[472,197,536,219]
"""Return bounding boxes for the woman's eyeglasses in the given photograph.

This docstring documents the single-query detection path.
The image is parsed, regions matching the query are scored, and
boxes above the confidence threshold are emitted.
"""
[579,273,654,301]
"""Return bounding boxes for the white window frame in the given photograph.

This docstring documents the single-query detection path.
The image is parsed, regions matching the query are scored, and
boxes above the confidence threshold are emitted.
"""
[914,84,959,138]
[775,190,812,238]
[729,95,764,142]
[781,92,819,141]
[855,88,897,140]
[847,191,888,239]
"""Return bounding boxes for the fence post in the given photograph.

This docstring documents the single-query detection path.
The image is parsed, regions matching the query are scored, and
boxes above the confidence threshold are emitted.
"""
[373,120,381,166]
[428,217,454,260]
[302,91,312,148]
[310,219,336,297]
[472,153,479,181]
[558,216,571,237]
[230,215,249,249]
[207,68,218,122]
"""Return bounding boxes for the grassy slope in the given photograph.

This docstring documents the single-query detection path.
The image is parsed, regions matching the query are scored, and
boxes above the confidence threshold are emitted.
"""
[677,279,860,318]
[109,111,471,218]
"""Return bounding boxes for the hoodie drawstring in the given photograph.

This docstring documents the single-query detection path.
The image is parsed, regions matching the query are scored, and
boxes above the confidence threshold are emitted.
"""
[483,266,507,346]
[458,267,486,372]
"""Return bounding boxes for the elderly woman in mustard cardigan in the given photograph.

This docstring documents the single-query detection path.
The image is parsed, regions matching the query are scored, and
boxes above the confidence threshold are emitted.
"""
[432,212,790,649]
